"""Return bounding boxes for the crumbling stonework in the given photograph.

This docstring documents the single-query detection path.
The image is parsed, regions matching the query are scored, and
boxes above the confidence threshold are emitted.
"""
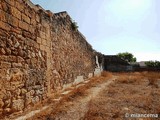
[0,0,101,117]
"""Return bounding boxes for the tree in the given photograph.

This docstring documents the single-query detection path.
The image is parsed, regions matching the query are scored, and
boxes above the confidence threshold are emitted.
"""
[117,52,137,62]
[145,61,160,68]
[155,61,160,67]
[145,61,155,67]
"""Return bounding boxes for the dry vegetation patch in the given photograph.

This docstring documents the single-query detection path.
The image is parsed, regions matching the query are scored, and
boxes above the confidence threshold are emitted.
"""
[143,72,160,88]
[84,72,160,120]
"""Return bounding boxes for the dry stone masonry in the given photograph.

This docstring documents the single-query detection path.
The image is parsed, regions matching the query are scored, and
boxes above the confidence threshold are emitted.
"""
[0,0,102,117]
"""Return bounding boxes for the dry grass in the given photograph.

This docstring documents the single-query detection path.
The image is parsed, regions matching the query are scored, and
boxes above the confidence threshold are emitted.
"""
[143,72,160,87]
[84,72,160,120]
[101,71,113,78]
[115,72,160,87]
[115,72,144,84]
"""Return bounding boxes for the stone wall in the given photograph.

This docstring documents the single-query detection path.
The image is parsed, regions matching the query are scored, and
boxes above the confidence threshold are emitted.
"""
[103,55,132,72]
[0,0,100,116]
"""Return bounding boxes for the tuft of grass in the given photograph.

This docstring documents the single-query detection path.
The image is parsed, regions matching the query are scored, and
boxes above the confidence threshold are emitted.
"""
[71,21,78,31]
[101,71,113,79]
[141,72,160,88]
[115,72,145,84]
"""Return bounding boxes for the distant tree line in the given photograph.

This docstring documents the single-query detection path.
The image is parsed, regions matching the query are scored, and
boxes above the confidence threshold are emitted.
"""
[145,61,160,68]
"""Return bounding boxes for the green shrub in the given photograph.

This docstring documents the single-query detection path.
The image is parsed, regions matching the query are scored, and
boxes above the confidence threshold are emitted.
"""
[71,21,78,31]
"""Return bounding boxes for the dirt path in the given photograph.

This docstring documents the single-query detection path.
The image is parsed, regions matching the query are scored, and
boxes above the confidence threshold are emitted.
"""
[27,76,116,120]
[52,77,116,120]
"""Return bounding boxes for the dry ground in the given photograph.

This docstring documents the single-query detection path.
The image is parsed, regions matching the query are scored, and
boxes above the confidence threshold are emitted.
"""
[26,71,160,120]
[84,72,160,120]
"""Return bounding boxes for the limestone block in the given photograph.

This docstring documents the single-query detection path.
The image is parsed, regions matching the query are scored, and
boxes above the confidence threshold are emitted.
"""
[4,0,15,6]
[15,88,21,96]
[11,16,19,27]
[6,39,13,47]
[12,63,22,68]
[11,6,21,20]
[4,99,11,108]
[25,92,31,106]
[10,68,20,74]
[0,9,6,22]
[0,39,6,48]
[37,37,42,44]
[14,41,20,48]
[94,68,101,77]
[0,48,6,55]
[30,90,35,96]
[0,2,2,9]
[11,99,24,112]
[28,25,35,33]
[35,89,43,95]
[39,31,46,39]
[0,61,11,68]
[40,45,46,51]
[36,14,40,23]
[19,21,28,31]
[88,73,93,78]
[31,96,40,104]
[10,70,22,81]
[62,83,72,90]
[17,49,24,57]
[10,27,21,34]
[22,13,30,24]
[3,108,11,114]
[73,76,84,85]
[0,99,4,108]
[11,49,18,56]
[15,1,24,11]
[0,55,8,61]
[41,39,47,46]
[1,1,11,13]
[31,52,36,58]
[30,18,36,25]
[5,48,11,55]
[1,81,10,90]
[10,82,22,90]
[22,31,34,39]
[21,88,27,95]
[24,8,32,18]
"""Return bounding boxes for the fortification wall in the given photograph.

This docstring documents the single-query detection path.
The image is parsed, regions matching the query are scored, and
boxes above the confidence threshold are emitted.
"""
[0,0,101,117]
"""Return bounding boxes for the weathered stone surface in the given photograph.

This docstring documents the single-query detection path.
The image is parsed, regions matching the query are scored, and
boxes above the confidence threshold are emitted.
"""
[3,108,11,114]
[0,0,101,118]
[19,21,28,31]
[0,61,11,68]
[0,99,4,108]
[22,13,30,24]
[5,0,15,6]
[11,6,21,20]
[10,72,22,81]
[11,99,24,112]
[0,48,6,55]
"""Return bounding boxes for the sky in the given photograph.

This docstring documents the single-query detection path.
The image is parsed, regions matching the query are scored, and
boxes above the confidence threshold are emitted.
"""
[31,0,160,61]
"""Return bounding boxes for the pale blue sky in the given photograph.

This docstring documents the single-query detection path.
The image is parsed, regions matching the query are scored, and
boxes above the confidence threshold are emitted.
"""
[31,0,160,61]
